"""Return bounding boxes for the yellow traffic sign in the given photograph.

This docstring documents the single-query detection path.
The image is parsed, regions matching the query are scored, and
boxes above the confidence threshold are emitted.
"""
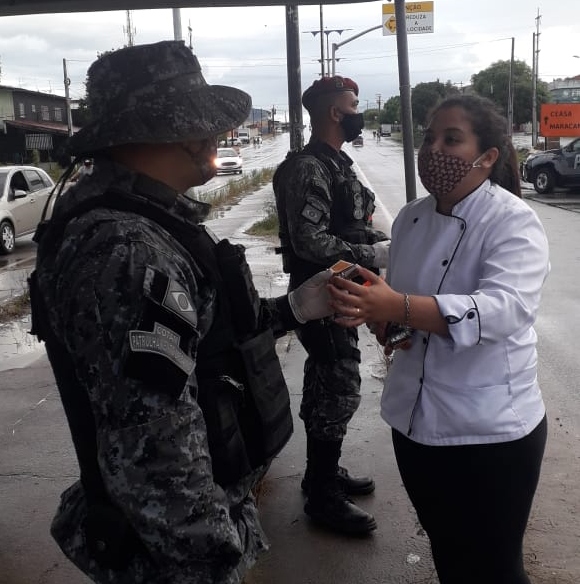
[382,1,434,36]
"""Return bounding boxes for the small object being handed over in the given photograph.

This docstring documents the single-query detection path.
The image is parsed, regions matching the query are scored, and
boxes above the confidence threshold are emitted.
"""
[328,265,413,345]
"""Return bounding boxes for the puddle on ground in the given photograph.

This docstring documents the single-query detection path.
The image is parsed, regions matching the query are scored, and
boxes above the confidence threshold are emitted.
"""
[0,267,32,303]
[0,315,45,371]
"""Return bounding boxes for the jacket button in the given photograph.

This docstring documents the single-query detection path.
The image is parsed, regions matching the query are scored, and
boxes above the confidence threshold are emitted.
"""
[413,217,418,223]
[467,311,475,319]
[442,259,448,266]
[419,377,423,383]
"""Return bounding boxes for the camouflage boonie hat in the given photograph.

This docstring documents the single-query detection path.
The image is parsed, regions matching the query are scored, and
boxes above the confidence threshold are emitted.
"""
[67,40,251,155]
[302,76,359,112]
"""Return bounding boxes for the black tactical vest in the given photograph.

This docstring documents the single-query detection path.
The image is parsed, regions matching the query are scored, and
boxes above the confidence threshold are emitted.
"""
[274,142,379,284]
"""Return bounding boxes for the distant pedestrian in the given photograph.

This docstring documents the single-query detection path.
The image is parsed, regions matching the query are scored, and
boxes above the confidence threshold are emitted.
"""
[69,158,93,182]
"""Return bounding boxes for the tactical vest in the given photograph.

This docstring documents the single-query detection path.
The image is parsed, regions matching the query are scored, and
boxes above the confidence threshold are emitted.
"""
[274,143,378,284]
[29,187,293,569]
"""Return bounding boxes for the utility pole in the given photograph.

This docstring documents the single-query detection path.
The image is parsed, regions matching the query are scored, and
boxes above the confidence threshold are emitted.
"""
[62,58,73,137]
[285,4,303,151]
[507,37,514,138]
[532,9,541,148]
[322,29,350,75]
[172,8,182,41]
[123,10,136,47]
[395,0,417,202]
[188,20,193,51]
[319,5,325,77]
[376,93,382,114]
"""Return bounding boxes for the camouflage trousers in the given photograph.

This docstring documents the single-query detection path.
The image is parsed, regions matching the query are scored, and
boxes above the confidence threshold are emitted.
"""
[296,320,361,441]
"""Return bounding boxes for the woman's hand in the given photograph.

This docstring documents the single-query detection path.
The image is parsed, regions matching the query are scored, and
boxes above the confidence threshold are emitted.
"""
[328,266,397,327]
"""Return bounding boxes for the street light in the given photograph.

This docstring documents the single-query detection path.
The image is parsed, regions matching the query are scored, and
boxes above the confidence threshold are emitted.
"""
[331,25,382,76]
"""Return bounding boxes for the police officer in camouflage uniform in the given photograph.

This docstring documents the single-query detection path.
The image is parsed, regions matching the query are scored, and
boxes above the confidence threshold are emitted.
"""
[30,41,334,584]
[273,76,390,535]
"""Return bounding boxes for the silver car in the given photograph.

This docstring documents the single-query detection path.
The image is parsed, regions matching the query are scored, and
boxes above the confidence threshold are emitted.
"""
[0,165,55,254]
[214,148,243,175]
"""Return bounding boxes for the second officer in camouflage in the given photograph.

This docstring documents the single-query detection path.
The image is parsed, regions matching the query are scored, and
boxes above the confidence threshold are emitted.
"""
[274,76,390,535]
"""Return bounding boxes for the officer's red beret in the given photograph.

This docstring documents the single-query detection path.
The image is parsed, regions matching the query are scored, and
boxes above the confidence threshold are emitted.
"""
[302,76,359,111]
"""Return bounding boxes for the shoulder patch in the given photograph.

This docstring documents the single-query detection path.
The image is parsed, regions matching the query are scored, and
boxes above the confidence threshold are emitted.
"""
[129,322,194,375]
[301,203,323,224]
[163,279,196,326]
[143,266,197,328]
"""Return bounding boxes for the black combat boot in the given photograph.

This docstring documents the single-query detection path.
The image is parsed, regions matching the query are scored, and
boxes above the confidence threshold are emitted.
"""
[303,438,377,535]
[301,436,375,496]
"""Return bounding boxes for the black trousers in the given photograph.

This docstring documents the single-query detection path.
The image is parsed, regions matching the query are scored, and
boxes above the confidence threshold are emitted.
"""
[392,416,547,584]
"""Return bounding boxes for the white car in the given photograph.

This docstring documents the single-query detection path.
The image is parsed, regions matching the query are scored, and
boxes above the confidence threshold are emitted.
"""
[0,165,55,254]
[214,148,243,175]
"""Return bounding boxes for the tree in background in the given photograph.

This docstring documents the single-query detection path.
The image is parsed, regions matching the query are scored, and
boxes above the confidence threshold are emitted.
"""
[471,60,550,126]
[411,80,460,128]
[381,95,401,124]
[362,108,380,126]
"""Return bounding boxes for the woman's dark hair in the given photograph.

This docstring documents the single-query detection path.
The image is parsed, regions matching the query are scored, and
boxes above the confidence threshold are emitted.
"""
[429,95,521,197]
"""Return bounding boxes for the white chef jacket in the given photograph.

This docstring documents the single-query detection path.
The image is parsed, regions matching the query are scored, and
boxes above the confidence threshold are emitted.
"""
[382,180,549,445]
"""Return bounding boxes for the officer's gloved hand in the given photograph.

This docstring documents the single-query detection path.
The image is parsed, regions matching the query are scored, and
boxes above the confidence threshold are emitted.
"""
[371,241,390,268]
[288,269,334,324]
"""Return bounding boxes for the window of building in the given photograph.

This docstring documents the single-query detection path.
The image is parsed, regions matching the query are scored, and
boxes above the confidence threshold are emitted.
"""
[54,107,63,122]
[18,103,25,118]
[41,105,49,121]
[31,105,36,114]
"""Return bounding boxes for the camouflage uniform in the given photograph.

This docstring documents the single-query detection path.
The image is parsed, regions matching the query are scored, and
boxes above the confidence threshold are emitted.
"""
[274,140,388,441]
[37,158,294,584]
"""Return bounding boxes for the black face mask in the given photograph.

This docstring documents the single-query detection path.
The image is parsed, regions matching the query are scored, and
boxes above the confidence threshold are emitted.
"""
[340,112,365,143]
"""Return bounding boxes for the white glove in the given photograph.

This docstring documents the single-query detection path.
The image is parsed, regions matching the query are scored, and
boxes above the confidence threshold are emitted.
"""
[371,241,390,268]
[288,269,334,324]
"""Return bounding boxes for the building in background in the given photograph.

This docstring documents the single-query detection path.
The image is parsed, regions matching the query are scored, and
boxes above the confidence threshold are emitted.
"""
[548,76,580,104]
[0,85,74,164]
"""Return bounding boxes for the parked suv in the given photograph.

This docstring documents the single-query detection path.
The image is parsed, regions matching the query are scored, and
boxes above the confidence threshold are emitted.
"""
[0,165,55,254]
[522,137,580,194]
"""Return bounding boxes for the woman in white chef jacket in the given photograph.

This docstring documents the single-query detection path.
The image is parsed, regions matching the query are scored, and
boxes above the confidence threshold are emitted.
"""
[327,94,549,584]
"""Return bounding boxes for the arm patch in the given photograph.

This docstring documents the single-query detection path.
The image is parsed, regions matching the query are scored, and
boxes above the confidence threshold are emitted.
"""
[301,203,324,224]
[124,266,200,395]
[129,322,194,376]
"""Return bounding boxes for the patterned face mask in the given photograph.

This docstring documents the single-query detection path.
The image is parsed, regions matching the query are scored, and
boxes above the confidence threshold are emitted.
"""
[418,148,483,198]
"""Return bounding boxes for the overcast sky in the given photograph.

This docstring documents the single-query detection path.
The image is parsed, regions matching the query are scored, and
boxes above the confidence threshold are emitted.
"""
[0,0,577,118]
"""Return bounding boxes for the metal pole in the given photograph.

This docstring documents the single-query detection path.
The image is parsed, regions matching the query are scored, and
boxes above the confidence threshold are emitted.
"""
[319,5,325,77]
[532,33,537,148]
[331,42,337,76]
[395,0,416,202]
[285,4,304,151]
[326,32,330,75]
[507,37,514,138]
[172,8,182,41]
[62,58,73,137]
